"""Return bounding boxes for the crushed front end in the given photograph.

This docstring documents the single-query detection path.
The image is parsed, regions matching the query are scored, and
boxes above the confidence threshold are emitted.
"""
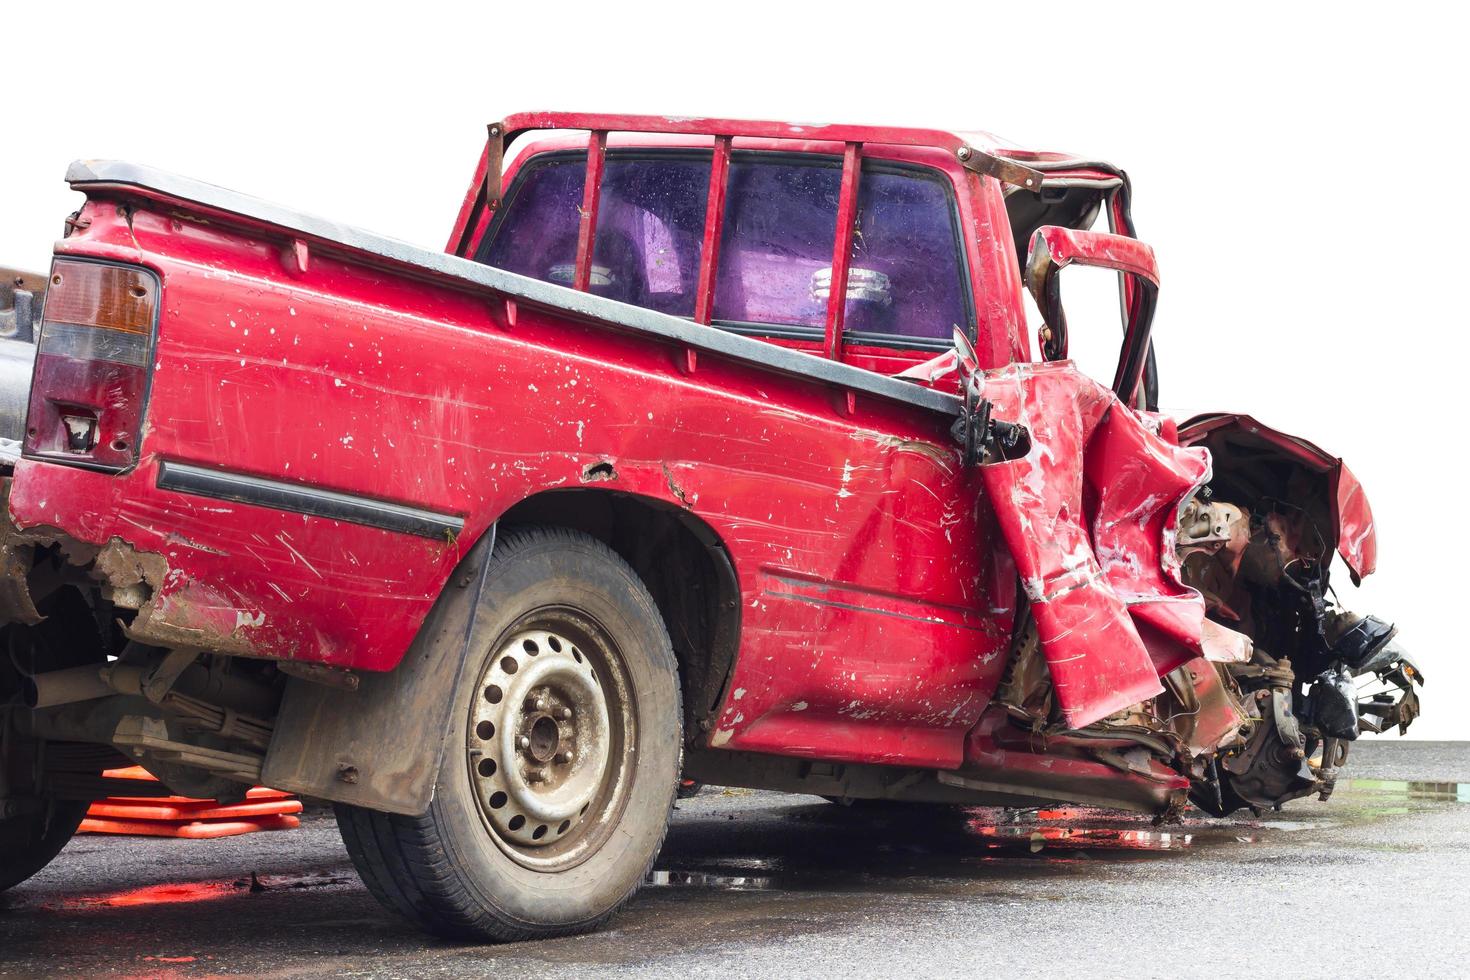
[1172,417,1422,813]
[968,364,1422,818]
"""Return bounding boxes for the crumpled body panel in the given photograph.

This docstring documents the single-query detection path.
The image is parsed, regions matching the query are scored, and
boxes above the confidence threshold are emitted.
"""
[978,362,1211,728]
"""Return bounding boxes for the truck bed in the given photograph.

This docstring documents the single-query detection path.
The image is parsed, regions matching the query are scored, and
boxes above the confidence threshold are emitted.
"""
[11,160,1005,773]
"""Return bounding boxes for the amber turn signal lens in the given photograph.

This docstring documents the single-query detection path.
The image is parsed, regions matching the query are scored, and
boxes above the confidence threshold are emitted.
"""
[24,259,158,471]
[44,260,156,334]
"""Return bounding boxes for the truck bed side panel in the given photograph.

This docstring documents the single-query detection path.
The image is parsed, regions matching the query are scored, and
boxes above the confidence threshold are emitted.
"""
[13,197,1013,768]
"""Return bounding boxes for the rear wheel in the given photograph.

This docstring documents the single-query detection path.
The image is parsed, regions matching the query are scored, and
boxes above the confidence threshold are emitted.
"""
[0,587,105,893]
[0,801,88,893]
[337,526,680,941]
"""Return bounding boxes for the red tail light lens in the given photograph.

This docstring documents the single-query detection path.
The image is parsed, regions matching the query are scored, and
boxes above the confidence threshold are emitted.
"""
[24,260,157,471]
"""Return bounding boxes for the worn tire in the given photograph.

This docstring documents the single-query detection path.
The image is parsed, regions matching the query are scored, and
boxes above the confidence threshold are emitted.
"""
[0,587,104,894]
[0,801,88,893]
[336,526,681,942]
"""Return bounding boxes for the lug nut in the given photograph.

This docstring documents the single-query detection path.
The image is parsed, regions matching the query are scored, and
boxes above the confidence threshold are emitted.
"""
[557,707,572,720]
[533,697,547,712]
[526,769,547,783]
[517,735,530,750]
[555,751,574,765]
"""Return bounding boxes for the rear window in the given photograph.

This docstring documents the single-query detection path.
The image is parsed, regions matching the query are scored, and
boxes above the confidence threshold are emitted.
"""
[479,155,710,316]
[479,150,970,347]
[844,167,970,346]
[712,159,841,331]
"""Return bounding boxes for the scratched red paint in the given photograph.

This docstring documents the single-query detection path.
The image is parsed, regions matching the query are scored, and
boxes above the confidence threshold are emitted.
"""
[7,112,1392,786]
[12,191,1015,769]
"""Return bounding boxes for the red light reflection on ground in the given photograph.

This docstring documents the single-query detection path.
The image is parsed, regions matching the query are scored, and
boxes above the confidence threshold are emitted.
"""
[963,807,1193,852]
[78,880,236,908]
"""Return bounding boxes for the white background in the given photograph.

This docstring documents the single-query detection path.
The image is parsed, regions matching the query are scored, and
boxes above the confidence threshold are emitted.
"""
[3,2,1463,738]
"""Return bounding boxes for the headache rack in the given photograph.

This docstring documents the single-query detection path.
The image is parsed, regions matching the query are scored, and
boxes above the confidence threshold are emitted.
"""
[448,112,1050,364]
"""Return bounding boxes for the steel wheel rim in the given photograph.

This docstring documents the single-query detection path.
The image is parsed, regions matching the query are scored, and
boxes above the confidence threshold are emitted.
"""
[466,612,633,870]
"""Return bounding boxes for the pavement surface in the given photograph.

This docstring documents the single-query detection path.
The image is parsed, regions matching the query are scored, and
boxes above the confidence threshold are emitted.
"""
[2,740,1467,978]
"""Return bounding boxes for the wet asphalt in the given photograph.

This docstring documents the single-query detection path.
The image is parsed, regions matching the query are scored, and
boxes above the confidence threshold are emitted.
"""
[1,741,1467,979]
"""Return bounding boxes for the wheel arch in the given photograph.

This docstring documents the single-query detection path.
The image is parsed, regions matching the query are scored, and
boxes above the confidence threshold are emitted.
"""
[495,488,741,741]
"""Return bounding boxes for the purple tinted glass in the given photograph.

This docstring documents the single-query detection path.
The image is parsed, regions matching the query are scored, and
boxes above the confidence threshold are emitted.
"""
[713,161,840,328]
[481,152,967,345]
[592,158,710,315]
[480,156,710,317]
[844,169,968,342]
[480,158,583,279]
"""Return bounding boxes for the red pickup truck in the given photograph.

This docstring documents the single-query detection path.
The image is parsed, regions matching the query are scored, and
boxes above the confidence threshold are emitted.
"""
[0,113,1420,940]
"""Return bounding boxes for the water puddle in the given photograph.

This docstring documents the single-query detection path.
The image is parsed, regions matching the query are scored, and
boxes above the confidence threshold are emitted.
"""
[1338,779,1470,803]
[646,870,775,890]
[646,802,1223,892]
[651,773,1470,895]
[964,822,1191,852]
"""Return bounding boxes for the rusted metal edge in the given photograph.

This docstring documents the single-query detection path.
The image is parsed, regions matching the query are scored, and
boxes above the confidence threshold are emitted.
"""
[957,147,1045,191]
[483,121,505,211]
[64,160,962,419]
[0,479,43,626]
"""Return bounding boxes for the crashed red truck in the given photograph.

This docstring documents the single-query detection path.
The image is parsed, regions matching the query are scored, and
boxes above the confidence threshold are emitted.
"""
[0,113,1421,939]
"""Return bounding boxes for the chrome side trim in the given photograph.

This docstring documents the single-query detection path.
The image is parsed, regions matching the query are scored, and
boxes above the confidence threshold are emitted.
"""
[156,460,463,539]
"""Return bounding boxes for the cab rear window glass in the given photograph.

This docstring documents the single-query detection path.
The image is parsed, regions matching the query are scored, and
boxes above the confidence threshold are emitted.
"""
[479,155,710,317]
[479,151,969,345]
[843,168,969,345]
[712,160,841,329]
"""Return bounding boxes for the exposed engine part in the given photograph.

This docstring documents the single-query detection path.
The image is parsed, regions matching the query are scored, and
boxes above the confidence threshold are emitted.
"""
[994,612,1054,728]
[1308,736,1352,802]
[995,478,1425,818]
[993,613,1245,783]
[1175,485,1422,813]
[1177,497,1251,619]
[1327,611,1396,669]
[1208,681,1317,815]
[1306,664,1359,740]
[1176,496,1247,558]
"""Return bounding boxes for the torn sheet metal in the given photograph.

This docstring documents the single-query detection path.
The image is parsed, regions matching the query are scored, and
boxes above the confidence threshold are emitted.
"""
[1169,655,1248,756]
[1178,413,1376,581]
[976,361,1210,729]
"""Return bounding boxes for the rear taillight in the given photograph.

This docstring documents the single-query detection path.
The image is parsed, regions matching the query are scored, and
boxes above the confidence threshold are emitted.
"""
[24,259,156,471]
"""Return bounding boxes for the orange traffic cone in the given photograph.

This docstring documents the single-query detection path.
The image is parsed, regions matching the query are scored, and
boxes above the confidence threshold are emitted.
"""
[80,767,303,839]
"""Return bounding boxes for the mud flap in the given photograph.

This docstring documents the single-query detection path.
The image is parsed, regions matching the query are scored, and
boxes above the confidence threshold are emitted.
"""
[261,528,494,815]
